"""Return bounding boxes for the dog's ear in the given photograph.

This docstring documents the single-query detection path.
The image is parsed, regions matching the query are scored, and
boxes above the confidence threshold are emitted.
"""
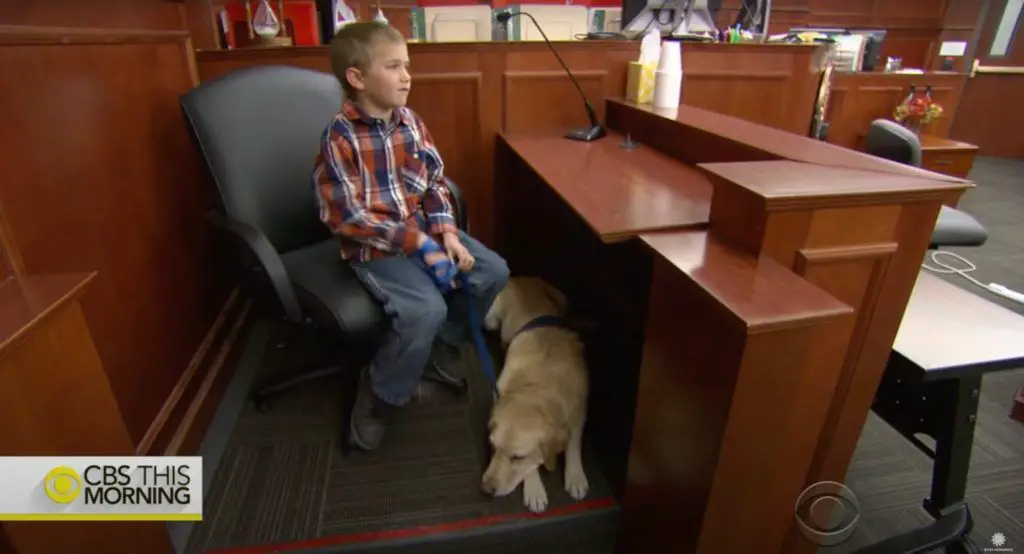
[540,423,569,471]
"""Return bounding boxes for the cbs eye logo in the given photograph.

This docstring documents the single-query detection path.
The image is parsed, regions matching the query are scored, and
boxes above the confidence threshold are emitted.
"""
[794,481,860,546]
[43,466,83,504]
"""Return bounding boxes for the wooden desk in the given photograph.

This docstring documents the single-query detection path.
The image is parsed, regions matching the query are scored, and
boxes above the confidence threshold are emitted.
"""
[495,99,970,554]
[920,134,979,180]
[0,274,174,554]
[867,271,1024,553]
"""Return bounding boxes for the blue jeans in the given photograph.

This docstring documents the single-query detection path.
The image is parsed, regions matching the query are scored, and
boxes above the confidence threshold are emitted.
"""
[349,231,510,405]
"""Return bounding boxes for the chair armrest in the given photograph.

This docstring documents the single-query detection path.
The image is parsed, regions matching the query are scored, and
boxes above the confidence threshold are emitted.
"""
[444,177,469,231]
[206,210,304,323]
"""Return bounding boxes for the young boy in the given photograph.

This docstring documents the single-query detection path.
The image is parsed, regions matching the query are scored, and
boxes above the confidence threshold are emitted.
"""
[313,22,510,451]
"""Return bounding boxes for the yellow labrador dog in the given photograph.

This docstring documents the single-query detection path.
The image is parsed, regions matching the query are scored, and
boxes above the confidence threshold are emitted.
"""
[480,277,589,513]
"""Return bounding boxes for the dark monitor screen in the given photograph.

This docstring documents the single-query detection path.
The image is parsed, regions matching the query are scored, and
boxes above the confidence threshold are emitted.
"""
[622,0,722,34]
[849,29,887,71]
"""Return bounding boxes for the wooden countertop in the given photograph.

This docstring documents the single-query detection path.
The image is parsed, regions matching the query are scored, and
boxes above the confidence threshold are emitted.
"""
[609,99,971,184]
[641,230,853,334]
[699,160,967,209]
[499,132,713,242]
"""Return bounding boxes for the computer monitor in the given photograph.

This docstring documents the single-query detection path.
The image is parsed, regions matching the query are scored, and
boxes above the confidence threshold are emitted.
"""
[733,0,771,34]
[848,29,887,71]
[622,0,721,35]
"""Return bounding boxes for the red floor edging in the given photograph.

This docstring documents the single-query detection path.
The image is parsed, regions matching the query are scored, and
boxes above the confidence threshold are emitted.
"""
[203,497,617,554]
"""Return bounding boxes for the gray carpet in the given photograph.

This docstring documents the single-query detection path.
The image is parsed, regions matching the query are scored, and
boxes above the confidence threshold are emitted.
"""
[835,157,1024,552]
[185,336,614,554]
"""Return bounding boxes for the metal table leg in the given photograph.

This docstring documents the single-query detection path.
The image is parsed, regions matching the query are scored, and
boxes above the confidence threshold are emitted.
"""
[858,361,983,554]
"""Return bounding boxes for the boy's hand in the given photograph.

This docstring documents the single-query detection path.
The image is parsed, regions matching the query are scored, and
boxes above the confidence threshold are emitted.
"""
[442,232,474,272]
[417,234,458,289]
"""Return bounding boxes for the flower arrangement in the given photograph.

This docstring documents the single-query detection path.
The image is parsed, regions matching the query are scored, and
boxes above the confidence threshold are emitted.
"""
[893,85,943,131]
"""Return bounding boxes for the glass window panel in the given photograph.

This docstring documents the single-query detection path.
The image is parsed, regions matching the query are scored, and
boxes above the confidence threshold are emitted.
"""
[989,0,1023,57]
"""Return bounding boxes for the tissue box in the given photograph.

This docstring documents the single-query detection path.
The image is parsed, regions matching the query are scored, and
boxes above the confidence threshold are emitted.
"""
[626,61,656,104]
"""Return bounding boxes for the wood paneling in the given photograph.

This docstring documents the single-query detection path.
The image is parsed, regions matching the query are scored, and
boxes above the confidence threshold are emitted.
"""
[950,0,1024,157]
[826,71,967,148]
[677,44,827,135]
[181,0,222,50]
[951,75,1024,157]
[0,273,174,553]
[0,0,185,30]
[0,1,242,458]
[196,42,825,246]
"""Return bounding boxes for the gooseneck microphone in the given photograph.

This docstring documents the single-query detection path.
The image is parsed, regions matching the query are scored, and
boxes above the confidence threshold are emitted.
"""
[496,10,607,142]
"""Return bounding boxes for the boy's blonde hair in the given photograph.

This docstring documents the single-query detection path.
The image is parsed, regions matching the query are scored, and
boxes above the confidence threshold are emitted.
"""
[329,22,406,97]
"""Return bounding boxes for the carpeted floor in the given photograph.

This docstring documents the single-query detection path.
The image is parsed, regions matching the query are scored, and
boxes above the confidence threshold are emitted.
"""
[187,157,1023,554]
[834,156,1024,553]
[185,335,615,554]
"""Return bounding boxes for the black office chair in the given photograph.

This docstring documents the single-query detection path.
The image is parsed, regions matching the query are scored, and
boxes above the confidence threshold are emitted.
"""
[864,119,988,249]
[180,65,470,409]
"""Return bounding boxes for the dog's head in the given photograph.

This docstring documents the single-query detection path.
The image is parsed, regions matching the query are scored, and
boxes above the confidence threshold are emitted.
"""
[481,394,568,496]
[486,277,569,341]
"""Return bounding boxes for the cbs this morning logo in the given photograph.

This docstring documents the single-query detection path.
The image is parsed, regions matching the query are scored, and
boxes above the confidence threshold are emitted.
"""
[794,481,860,546]
[43,464,194,506]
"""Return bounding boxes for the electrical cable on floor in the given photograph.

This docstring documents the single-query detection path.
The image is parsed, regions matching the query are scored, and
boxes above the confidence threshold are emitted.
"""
[922,250,1024,306]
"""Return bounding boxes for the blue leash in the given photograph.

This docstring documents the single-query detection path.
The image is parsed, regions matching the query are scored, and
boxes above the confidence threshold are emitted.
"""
[457,272,499,395]
[415,241,498,394]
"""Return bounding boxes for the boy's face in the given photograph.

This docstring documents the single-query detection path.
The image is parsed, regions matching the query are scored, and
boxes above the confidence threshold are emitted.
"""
[347,39,411,116]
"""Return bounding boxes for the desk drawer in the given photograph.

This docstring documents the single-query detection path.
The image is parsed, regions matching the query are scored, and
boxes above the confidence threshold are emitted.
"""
[922,150,975,179]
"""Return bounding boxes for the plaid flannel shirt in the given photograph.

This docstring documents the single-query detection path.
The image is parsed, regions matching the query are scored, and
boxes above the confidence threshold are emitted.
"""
[313,100,458,262]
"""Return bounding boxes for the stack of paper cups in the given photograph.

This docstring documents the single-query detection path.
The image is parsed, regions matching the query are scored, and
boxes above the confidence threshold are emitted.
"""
[653,40,683,109]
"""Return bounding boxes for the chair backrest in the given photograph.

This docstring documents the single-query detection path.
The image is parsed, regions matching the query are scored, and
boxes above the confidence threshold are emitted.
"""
[864,119,922,167]
[181,65,341,253]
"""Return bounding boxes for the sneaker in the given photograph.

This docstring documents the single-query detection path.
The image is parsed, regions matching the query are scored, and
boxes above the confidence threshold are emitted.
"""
[348,371,395,451]
[422,339,466,387]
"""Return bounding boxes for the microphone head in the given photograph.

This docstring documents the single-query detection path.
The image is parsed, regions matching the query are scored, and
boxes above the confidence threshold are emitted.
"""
[496,10,513,23]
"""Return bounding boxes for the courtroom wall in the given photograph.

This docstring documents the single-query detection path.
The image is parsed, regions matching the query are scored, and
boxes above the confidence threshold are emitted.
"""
[0,0,238,454]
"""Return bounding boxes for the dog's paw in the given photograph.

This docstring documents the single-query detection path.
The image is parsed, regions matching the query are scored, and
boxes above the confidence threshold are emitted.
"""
[564,468,589,500]
[523,479,549,513]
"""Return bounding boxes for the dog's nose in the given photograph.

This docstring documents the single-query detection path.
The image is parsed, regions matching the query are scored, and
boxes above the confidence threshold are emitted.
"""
[481,480,496,496]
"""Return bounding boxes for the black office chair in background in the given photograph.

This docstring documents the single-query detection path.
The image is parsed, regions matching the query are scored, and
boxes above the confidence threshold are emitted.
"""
[864,119,989,249]
[179,65,470,409]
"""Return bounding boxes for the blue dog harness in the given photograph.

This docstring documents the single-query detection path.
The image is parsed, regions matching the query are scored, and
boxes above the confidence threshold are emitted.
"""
[514,315,567,335]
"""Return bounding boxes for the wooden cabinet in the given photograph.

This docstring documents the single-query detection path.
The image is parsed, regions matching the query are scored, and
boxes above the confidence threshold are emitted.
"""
[920,134,978,180]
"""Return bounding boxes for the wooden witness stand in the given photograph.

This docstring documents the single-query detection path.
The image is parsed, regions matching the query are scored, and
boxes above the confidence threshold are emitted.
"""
[494,98,970,554]
[0,216,174,553]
